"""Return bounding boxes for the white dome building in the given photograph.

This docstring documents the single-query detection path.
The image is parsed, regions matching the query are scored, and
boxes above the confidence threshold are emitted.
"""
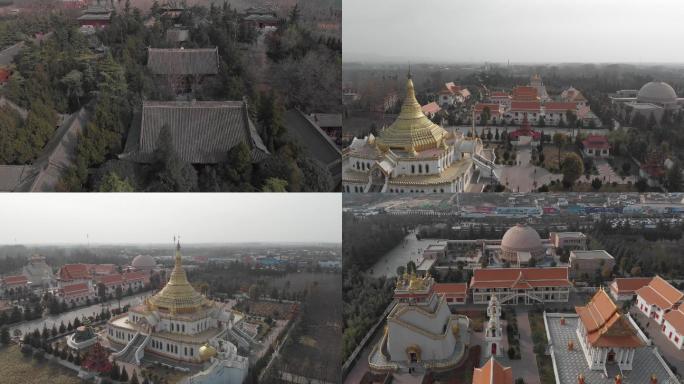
[500,224,546,264]
[131,254,156,271]
[611,81,682,123]
[636,81,678,106]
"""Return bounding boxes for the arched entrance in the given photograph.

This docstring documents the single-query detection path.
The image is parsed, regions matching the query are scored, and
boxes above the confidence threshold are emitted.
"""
[368,165,388,192]
[607,349,616,363]
[491,343,497,355]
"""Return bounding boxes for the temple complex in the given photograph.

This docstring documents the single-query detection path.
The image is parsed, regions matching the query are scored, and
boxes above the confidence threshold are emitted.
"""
[545,289,678,383]
[369,273,470,372]
[343,72,496,193]
[575,289,644,371]
[106,241,248,383]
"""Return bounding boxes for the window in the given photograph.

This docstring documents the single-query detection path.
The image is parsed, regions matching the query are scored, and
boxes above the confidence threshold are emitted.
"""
[182,324,185,332]
[425,164,429,173]
[411,165,415,174]
[418,164,422,173]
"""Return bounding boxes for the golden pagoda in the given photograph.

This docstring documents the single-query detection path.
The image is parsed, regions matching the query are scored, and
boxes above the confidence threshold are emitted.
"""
[342,70,492,193]
[376,71,450,152]
[147,242,211,314]
[107,240,240,369]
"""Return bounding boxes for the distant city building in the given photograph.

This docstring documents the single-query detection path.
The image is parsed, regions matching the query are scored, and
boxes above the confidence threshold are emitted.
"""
[469,267,571,305]
[549,232,588,251]
[22,255,55,288]
[569,250,615,278]
[318,260,341,269]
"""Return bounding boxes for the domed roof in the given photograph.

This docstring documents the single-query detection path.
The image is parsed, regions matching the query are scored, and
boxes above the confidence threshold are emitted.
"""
[501,224,543,252]
[132,254,155,269]
[637,81,677,105]
[199,343,217,361]
[375,72,450,153]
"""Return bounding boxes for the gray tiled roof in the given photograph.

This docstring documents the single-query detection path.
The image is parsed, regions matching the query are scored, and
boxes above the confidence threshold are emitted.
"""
[147,48,219,76]
[283,109,341,186]
[121,100,269,164]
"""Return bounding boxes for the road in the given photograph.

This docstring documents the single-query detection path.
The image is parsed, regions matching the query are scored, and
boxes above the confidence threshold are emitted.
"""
[449,125,609,138]
[365,233,438,278]
[8,291,151,337]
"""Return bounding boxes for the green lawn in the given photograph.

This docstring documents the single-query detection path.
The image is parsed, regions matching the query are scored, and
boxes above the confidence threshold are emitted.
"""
[528,311,556,384]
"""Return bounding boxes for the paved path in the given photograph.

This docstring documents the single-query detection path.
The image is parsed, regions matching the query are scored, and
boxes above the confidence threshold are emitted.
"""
[8,291,150,337]
[632,310,684,378]
[449,125,609,138]
[344,327,383,384]
[580,158,636,185]
[507,311,542,384]
[495,147,562,193]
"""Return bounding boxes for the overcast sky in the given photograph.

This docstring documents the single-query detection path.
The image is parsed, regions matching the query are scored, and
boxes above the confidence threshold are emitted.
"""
[344,0,684,63]
[0,194,341,245]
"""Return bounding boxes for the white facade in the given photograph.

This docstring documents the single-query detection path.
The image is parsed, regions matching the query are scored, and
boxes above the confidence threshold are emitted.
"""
[575,319,637,371]
[471,285,570,305]
[583,147,609,157]
[662,317,684,350]
[636,294,667,324]
[484,296,503,357]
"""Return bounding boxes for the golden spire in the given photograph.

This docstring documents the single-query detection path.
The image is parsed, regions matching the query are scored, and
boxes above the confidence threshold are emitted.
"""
[375,71,448,152]
[147,237,208,314]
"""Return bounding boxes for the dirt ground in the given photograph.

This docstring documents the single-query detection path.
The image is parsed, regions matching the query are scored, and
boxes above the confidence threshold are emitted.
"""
[0,344,80,384]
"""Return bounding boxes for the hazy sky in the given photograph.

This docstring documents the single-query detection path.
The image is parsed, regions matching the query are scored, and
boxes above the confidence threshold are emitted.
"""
[344,0,684,63]
[0,194,341,245]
